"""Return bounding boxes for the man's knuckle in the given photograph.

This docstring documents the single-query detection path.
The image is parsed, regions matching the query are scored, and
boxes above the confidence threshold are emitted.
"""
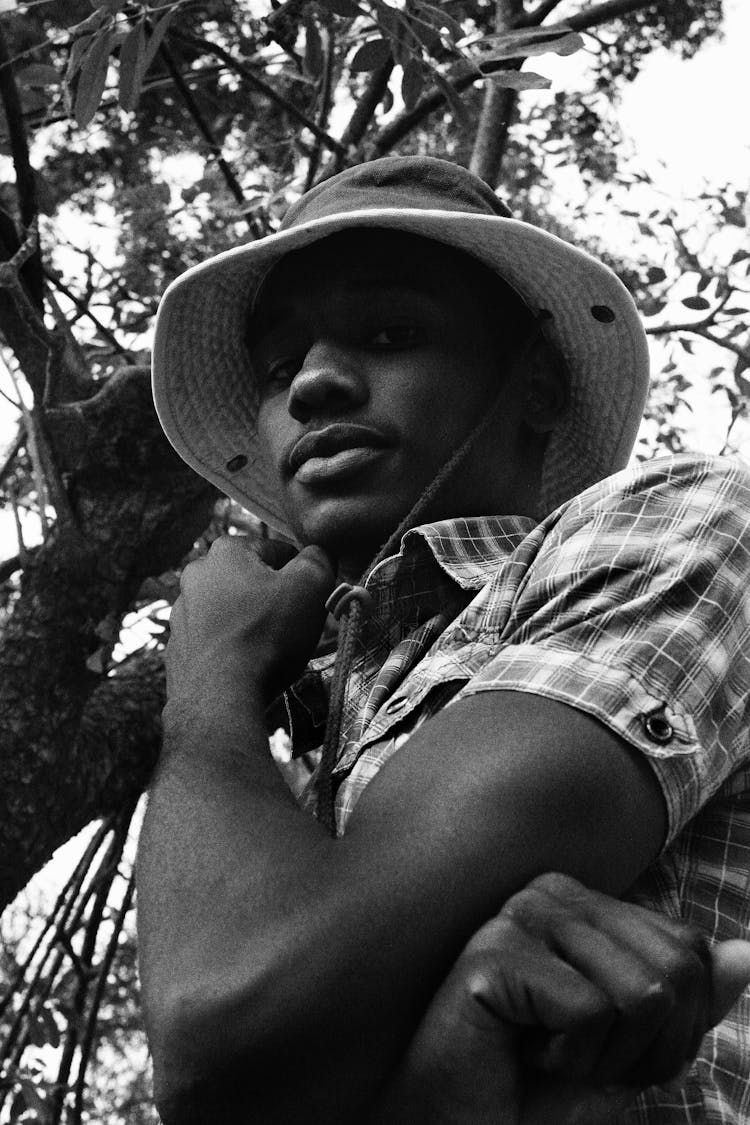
[500,886,543,927]
[464,913,518,956]
[619,976,676,1024]
[529,872,581,897]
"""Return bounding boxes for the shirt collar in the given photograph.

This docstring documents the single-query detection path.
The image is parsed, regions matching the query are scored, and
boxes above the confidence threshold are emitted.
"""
[366,514,539,594]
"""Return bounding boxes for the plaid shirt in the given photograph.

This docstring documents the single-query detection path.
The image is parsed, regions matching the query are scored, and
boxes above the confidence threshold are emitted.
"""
[284,453,750,1123]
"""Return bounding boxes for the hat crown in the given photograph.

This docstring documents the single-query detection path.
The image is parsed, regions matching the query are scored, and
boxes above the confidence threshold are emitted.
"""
[280,156,513,230]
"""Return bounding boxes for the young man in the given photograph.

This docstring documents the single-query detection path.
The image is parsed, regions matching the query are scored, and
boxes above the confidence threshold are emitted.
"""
[141,156,750,1123]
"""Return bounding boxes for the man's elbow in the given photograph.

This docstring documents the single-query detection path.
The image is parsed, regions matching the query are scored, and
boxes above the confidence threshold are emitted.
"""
[145,983,265,1125]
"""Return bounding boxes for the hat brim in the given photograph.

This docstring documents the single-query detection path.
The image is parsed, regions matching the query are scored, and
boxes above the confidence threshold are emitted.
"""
[152,209,650,538]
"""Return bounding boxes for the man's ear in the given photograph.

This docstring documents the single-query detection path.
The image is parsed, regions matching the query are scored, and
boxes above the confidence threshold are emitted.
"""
[522,344,570,434]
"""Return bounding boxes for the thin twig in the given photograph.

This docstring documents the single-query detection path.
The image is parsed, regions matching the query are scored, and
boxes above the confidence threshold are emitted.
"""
[43,268,131,358]
[50,823,128,1125]
[371,0,666,155]
[645,288,737,335]
[304,23,336,191]
[0,425,24,488]
[0,553,20,582]
[70,868,135,1125]
[0,220,49,350]
[172,28,346,159]
[5,364,48,537]
[523,0,566,24]
[157,40,248,217]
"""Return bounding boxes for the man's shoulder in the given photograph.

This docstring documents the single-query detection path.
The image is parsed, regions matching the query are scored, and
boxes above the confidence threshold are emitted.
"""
[561,452,750,526]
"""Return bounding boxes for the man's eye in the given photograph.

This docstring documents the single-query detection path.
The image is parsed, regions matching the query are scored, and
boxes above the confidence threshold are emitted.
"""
[368,325,420,348]
[261,356,300,389]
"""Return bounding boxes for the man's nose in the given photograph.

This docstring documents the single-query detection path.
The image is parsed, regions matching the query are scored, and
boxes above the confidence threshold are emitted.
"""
[287,339,368,422]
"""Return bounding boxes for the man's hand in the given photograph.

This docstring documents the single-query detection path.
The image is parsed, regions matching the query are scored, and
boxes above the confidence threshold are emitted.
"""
[373,873,750,1125]
[165,537,335,707]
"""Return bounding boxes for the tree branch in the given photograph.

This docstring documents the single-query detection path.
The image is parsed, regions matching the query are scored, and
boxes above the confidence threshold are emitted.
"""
[0,424,24,489]
[669,326,750,363]
[172,29,347,160]
[0,21,42,309]
[524,0,566,23]
[43,266,132,358]
[304,23,337,191]
[469,0,524,185]
[371,0,666,157]
[157,40,248,218]
[334,59,394,166]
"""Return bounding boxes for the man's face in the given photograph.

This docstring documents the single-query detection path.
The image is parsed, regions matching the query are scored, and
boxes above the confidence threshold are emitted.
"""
[251,231,536,575]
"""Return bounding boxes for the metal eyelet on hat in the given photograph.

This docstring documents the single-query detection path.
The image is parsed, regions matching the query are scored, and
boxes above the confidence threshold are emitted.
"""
[591,305,616,323]
[643,709,673,745]
[384,697,408,715]
[226,454,248,472]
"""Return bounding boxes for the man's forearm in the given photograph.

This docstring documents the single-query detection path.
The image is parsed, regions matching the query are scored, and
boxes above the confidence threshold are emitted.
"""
[138,685,337,1115]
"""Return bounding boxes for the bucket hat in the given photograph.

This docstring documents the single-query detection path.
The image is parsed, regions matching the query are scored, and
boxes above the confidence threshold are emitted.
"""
[152,155,650,536]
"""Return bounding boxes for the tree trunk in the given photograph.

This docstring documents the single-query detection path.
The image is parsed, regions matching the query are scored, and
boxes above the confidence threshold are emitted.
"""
[0,367,216,907]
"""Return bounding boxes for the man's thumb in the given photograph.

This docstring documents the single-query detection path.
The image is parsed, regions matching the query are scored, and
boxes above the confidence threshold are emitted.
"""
[708,940,750,1026]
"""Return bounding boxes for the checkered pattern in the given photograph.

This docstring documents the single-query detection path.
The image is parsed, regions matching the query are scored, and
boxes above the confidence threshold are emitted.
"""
[291,453,750,1122]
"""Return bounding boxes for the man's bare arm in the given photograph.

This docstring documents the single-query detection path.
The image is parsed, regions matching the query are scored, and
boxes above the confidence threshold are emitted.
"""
[137,538,671,1124]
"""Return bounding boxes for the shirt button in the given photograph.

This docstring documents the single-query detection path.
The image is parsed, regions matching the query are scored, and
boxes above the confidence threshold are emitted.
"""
[643,710,673,744]
[385,697,408,715]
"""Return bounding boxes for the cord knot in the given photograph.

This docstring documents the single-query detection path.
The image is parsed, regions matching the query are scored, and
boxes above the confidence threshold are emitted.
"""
[325,582,373,621]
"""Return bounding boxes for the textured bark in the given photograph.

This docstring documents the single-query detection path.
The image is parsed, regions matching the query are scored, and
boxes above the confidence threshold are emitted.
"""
[469,0,524,187]
[0,366,216,907]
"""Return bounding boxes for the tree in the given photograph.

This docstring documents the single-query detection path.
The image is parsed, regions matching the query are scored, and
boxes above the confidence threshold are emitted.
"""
[0,0,747,1118]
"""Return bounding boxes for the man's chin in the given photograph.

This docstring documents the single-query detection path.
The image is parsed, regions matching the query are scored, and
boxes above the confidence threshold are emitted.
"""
[291,495,407,574]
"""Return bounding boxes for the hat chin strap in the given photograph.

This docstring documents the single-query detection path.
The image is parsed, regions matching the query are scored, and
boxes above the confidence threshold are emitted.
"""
[314,322,547,833]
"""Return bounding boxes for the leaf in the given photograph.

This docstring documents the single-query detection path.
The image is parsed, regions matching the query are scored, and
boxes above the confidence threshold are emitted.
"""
[681,295,710,310]
[350,37,392,72]
[303,16,323,78]
[39,1006,60,1049]
[722,307,750,317]
[697,273,712,292]
[28,1016,48,1047]
[474,27,583,63]
[66,32,96,83]
[730,249,750,265]
[86,648,107,674]
[401,57,424,110]
[100,0,127,11]
[647,266,667,284]
[142,7,175,75]
[118,19,147,111]
[67,7,108,37]
[678,337,694,354]
[74,28,113,128]
[15,64,60,88]
[318,0,359,16]
[487,70,551,91]
[18,1079,47,1118]
[415,2,464,46]
[434,70,469,129]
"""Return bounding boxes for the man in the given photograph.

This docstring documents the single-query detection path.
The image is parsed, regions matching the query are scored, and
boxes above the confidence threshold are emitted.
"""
[141,156,750,1123]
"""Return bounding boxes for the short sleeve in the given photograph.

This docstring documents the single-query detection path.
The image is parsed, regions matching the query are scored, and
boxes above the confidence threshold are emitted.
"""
[458,455,750,846]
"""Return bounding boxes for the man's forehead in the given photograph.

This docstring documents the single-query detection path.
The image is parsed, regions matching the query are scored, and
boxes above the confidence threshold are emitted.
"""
[251,236,461,328]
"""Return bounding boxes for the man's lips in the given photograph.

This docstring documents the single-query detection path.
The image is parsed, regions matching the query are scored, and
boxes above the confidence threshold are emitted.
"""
[287,424,393,477]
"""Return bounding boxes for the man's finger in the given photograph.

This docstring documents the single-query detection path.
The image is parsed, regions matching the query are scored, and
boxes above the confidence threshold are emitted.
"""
[283,544,337,591]
[253,538,299,569]
[708,940,750,1025]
